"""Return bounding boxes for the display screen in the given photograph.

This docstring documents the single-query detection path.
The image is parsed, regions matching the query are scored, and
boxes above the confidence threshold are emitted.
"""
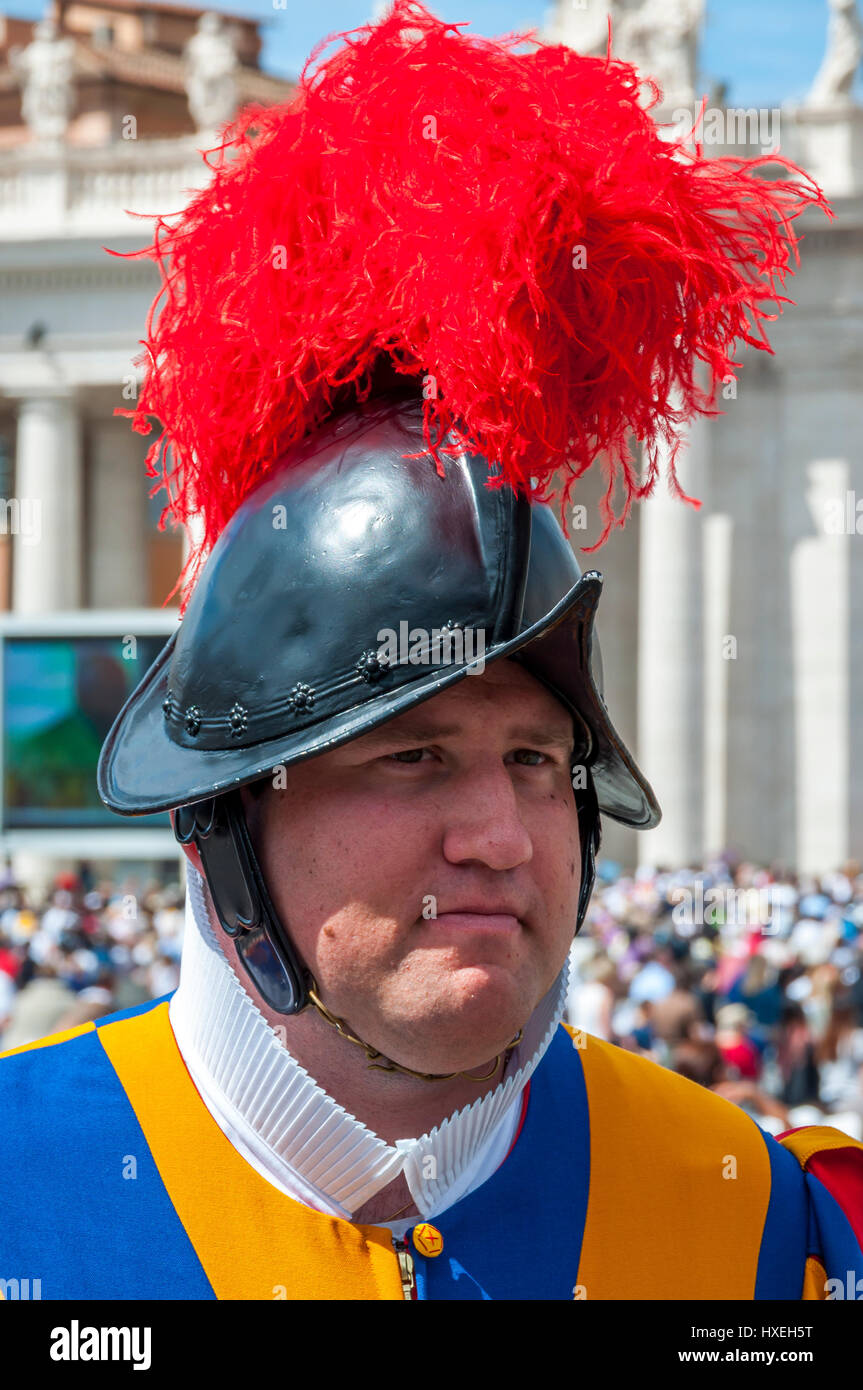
[3,636,171,829]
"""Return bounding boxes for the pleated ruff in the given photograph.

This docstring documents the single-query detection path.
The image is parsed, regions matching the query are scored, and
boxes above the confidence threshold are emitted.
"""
[170,863,568,1219]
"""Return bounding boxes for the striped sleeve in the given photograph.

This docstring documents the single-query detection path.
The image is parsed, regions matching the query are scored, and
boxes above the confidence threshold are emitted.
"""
[777,1126,863,1300]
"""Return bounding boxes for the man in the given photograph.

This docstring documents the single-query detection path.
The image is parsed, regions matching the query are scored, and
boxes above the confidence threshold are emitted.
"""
[1,1,861,1301]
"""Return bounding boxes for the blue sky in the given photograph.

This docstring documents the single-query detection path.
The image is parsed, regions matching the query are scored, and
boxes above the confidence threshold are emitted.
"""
[5,0,858,107]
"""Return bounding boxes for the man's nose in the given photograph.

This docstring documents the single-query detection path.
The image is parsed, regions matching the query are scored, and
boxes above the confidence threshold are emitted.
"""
[440,761,534,871]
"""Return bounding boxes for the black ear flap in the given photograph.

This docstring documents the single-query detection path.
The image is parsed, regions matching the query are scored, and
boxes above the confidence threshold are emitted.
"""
[174,791,310,1014]
[575,769,601,935]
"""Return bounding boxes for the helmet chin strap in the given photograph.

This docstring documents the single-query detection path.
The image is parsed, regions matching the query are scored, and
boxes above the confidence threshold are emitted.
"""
[173,764,601,1058]
[174,790,310,1015]
[305,981,524,1083]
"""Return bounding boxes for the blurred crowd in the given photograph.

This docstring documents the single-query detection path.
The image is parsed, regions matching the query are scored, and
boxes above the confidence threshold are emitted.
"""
[566,853,863,1139]
[0,870,183,1052]
[2,853,862,1143]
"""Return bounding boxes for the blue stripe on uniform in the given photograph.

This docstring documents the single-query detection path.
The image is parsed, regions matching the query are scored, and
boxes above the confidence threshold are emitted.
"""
[804,1169,863,1292]
[753,1128,810,1299]
[0,1017,215,1300]
[412,1026,591,1300]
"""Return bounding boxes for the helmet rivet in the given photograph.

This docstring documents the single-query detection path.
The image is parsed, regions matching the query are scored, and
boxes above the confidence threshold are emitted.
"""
[288,681,315,713]
[356,649,390,683]
[185,705,202,736]
[228,702,247,737]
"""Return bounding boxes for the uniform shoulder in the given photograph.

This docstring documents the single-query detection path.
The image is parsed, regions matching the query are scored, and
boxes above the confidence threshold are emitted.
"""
[0,1014,123,1231]
[0,1016,98,1062]
[558,1021,772,1146]
[550,1025,813,1299]
[0,995,171,1119]
[778,1125,863,1254]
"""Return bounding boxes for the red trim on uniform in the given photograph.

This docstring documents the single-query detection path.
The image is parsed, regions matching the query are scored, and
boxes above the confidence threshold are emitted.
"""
[501,1083,531,1165]
[806,1150,863,1252]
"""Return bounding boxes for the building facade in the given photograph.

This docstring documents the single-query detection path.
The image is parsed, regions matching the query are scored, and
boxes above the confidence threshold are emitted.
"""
[0,1,295,893]
[545,0,863,877]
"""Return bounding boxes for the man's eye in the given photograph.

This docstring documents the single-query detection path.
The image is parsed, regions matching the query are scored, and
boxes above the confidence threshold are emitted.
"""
[511,749,546,766]
[383,747,557,767]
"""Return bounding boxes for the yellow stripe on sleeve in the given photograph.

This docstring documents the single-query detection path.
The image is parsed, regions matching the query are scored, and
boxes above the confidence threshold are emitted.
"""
[97,1001,404,1301]
[572,1031,771,1300]
[801,1256,829,1301]
[0,1019,96,1060]
[778,1125,863,1169]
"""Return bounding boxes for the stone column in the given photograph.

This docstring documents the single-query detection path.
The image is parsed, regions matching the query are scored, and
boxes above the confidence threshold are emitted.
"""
[10,391,83,898]
[566,455,642,873]
[636,407,709,868]
[12,391,83,613]
[703,513,733,857]
[87,418,147,607]
[791,459,850,874]
[717,358,793,870]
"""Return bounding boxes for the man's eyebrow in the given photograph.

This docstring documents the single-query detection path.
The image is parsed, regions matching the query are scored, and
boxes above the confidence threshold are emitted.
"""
[354,718,576,751]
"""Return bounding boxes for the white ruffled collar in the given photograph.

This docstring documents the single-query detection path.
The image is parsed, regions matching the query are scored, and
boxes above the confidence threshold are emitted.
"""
[169,864,568,1221]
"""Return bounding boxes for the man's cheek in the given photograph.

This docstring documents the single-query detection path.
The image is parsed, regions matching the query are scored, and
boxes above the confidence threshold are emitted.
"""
[314,911,398,981]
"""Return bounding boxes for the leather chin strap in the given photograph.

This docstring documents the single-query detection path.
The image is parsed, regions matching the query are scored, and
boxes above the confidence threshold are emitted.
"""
[305,982,525,1083]
[174,791,309,1015]
[174,766,602,1046]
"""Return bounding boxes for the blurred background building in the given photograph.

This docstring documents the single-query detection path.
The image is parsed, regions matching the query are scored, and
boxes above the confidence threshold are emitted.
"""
[545,0,863,880]
[0,1,295,896]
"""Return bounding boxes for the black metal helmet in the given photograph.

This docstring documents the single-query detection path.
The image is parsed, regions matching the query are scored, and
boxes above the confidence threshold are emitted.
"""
[98,395,660,1014]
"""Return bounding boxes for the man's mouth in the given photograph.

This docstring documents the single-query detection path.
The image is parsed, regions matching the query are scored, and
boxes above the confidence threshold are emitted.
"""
[424,905,524,934]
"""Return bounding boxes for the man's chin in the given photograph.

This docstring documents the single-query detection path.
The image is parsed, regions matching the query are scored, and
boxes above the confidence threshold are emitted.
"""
[369,967,540,1077]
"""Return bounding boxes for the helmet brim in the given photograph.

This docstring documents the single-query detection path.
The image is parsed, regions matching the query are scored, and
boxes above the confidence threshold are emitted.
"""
[97,571,660,829]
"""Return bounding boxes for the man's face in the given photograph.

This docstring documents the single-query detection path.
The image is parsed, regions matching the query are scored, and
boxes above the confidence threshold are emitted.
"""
[242,658,582,1075]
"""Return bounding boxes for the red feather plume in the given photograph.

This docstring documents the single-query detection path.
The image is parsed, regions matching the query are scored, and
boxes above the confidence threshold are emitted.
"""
[110,0,832,610]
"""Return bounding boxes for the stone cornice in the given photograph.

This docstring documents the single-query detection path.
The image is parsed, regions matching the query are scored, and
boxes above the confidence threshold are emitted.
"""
[0,259,157,290]
[0,136,213,240]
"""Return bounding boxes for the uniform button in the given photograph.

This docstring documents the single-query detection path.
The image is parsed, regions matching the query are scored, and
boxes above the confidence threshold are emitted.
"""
[412,1223,444,1257]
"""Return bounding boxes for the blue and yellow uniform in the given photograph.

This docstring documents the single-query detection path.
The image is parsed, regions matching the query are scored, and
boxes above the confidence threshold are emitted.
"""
[1,995,861,1300]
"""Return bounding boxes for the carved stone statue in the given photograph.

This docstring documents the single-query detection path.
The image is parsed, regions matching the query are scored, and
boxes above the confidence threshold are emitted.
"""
[542,0,611,56]
[615,0,705,109]
[807,0,862,108]
[543,0,704,109]
[11,17,76,144]
[370,0,425,42]
[184,12,240,132]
